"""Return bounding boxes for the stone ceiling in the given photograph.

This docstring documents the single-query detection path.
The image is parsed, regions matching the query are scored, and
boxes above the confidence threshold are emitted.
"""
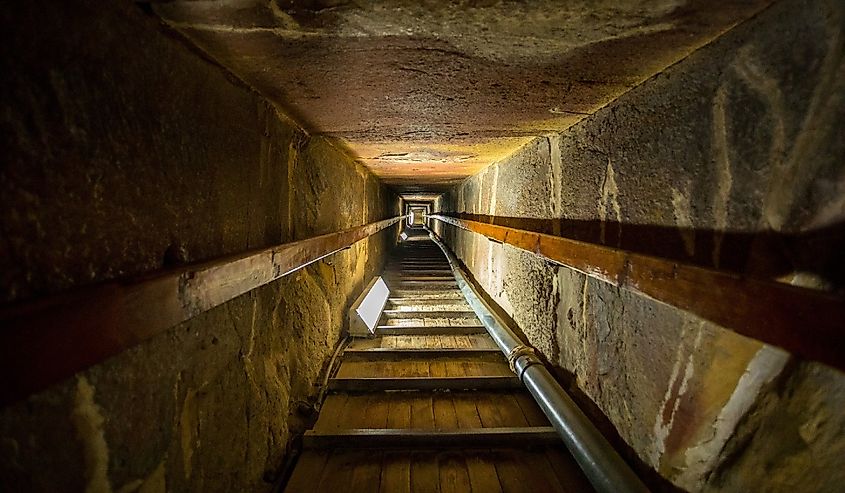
[153,0,772,194]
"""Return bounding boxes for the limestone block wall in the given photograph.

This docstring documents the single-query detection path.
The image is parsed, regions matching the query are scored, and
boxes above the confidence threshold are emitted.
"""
[0,1,398,492]
[437,0,845,491]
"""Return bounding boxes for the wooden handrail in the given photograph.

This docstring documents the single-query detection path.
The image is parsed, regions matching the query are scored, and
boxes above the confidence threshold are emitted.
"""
[0,215,406,405]
[429,214,845,372]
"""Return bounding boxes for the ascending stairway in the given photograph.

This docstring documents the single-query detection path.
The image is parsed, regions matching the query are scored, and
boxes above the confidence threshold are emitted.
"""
[283,230,594,492]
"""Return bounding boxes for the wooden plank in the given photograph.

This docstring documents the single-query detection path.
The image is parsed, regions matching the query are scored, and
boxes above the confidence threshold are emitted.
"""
[387,397,413,429]
[514,393,551,427]
[494,449,555,493]
[386,305,473,313]
[410,451,440,493]
[0,215,406,405]
[342,348,501,358]
[389,278,456,283]
[283,451,330,493]
[514,449,565,493]
[466,335,495,349]
[389,293,465,300]
[476,393,523,428]
[346,337,381,350]
[445,358,468,378]
[349,450,384,493]
[337,356,513,370]
[388,298,468,306]
[316,449,367,492]
[381,310,477,318]
[433,394,459,430]
[453,393,483,429]
[328,376,523,391]
[410,395,435,429]
[479,360,516,376]
[465,357,514,377]
[384,276,455,282]
[429,358,448,378]
[430,214,845,371]
[466,451,504,493]
[439,452,471,493]
[363,393,391,429]
[376,326,486,336]
[314,394,349,431]
[380,450,411,493]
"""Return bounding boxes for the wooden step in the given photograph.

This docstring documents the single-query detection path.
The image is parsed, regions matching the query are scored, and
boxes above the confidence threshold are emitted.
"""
[384,276,456,282]
[346,334,498,351]
[284,447,595,493]
[303,427,559,449]
[327,376,522,391]
[376,325,486,336]
[384,276,457,282]
[343,347,500,357]
[335,354,510,379]
[388,291,464,298]
[389,296,464,302]
[381,309,477,318]
[385,302,472,311]
[340,350,504,363]
[315,390,549,431]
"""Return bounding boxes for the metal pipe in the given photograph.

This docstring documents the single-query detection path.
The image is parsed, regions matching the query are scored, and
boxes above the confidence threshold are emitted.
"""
[428,228,650,493]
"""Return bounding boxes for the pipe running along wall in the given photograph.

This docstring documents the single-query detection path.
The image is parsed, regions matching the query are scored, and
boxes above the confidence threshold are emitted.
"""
[427,228,649,493]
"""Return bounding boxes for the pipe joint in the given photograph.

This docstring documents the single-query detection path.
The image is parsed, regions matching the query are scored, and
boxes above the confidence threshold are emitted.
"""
[507,345,543,382]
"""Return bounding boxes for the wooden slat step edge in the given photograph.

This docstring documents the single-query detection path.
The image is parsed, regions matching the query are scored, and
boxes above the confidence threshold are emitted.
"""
[376,326,486,335]
[327,376,521,391]
[302,427,559,449]
[382,309,477,316]
[388,292,465,297]
[384,276,455,281]
[390,279,456,283]
[388,297,466,302]
[342,348,502,357]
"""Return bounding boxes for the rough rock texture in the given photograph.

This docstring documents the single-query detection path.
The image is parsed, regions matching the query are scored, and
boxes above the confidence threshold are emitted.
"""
[152,0,772,191]
[0,1,398,492]
[437,0,845,490]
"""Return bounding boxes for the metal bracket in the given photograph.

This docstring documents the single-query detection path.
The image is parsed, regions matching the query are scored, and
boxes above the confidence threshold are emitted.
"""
[506,344,542,382]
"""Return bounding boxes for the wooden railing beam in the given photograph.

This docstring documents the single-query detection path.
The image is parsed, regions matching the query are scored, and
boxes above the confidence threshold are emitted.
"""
[430,214,845,372]
[0,216,406,405]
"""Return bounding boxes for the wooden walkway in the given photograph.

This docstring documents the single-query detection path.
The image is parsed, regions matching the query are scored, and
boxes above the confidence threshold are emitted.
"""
[283,232,594,492]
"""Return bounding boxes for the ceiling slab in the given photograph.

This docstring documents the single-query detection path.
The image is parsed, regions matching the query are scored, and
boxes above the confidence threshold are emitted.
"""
[154,0,772,192]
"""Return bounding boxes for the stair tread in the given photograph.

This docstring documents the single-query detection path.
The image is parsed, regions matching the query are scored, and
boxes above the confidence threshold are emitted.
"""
[335,355,511,379]
[346,334,497,350]
[315,391,549,431]
[284,447,595,493]
[328,375,522,391]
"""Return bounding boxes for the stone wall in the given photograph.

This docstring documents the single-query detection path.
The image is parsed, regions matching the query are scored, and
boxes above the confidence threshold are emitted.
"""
[0,1,398,492]
[437,0,845,491]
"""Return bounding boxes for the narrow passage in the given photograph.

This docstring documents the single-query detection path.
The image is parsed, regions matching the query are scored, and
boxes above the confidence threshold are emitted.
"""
[283,228,594,492]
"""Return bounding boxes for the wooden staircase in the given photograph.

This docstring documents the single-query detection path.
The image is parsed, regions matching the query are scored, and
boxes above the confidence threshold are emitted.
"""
[283,232,594,492]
